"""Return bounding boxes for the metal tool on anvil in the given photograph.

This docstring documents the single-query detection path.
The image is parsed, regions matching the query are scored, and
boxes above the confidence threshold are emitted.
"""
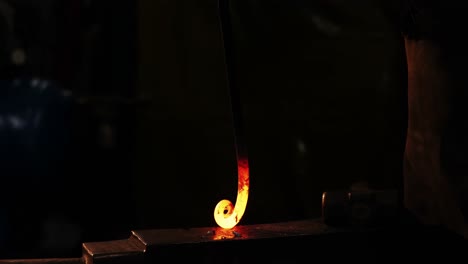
[322,183,399,227]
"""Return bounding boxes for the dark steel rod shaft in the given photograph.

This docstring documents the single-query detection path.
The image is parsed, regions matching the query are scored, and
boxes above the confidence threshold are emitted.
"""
[218,0,247,159]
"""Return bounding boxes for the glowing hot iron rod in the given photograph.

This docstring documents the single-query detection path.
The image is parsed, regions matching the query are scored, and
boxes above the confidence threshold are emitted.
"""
[213,0,250,229]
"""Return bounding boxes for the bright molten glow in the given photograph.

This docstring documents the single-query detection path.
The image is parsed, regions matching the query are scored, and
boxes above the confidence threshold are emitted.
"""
[214,157,249,229]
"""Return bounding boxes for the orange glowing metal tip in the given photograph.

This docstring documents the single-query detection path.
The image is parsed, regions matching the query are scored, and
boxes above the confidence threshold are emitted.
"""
[214,158,249,229]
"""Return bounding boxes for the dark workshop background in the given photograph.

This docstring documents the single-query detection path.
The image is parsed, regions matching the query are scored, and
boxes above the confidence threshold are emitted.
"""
[0,0,407,259]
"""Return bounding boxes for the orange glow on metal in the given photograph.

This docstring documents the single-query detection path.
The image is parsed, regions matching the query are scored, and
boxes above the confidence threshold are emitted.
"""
[214,157,249,229]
